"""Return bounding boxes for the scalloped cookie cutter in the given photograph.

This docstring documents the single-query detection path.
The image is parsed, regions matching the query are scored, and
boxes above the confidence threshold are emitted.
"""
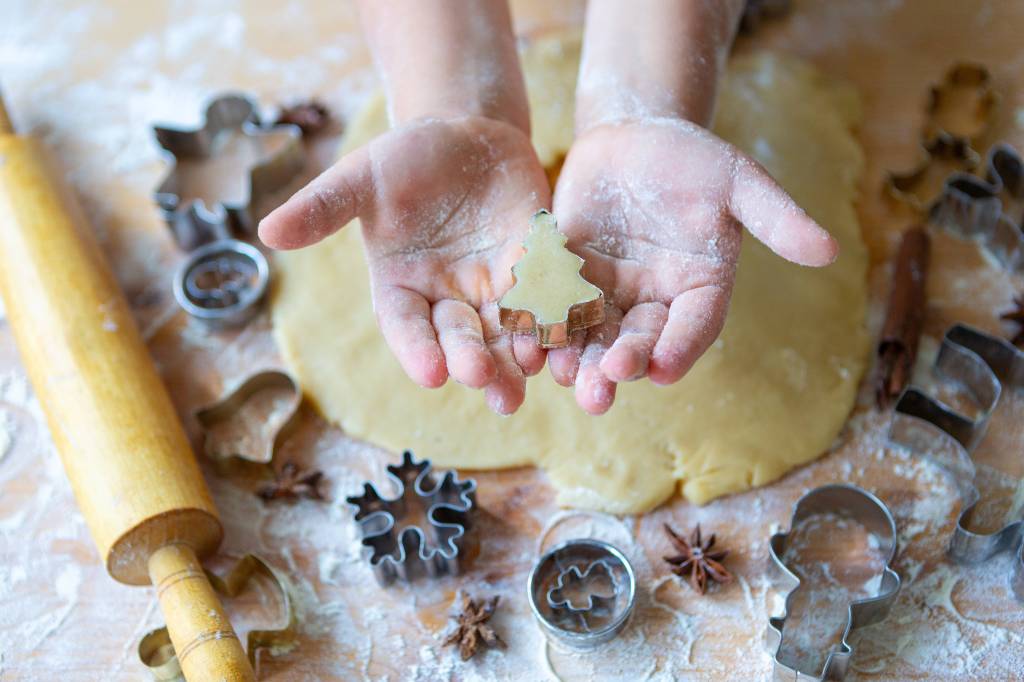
[528,538,636,650]
[889,323,1024,599]
[173,239,270,328]
[767,484,901,681]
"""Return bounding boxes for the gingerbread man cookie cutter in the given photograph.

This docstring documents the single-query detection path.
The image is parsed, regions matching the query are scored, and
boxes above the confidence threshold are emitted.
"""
[766,484,901,681]
[153,93,305,251]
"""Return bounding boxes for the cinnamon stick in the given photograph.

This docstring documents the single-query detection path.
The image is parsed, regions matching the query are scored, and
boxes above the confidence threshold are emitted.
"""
[876,226,931,408]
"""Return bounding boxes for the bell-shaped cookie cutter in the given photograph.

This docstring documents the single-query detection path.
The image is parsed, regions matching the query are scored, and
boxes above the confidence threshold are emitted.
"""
[888,323,1024,598]
[346,451,477,586]
[195,370,302,472]
[528,538,636,650]
[153,93,305,251]
[767,484,901,681]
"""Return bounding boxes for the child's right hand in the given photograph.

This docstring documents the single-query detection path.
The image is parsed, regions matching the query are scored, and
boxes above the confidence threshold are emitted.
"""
[259,115,551,415]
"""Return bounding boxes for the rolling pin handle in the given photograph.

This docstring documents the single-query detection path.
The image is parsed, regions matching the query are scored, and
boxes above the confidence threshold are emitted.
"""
[149,543,256,682]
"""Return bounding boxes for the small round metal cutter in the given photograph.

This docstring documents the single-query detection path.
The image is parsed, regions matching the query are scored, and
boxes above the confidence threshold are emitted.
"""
[528,538,636,649]
[173,238,269,328]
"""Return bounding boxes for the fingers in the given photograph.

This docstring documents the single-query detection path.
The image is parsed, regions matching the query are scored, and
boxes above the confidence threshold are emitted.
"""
[648,285,731,386]
[574,306,623,415]
[480,305,527,415]
[729,155,839,267]
[374,285,447,389]
[258,145,373,250]
[431,300,496,389]
[513,333,546,377]
[547,330,586,387]
[599,302,669,382]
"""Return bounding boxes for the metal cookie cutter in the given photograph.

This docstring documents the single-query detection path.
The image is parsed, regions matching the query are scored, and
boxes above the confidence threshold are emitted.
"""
[154,93,305,251]
[195,370,302,472]
[889,323,1024,598]
[767,485,901,681]
[884,63,997,213]
[347,450,477,586]
[922,62,999,145]
[528,539,636,649]
[173,239,270,328]
[931,142,1024,274]
[884,135,979,213]
[137,554,297,681]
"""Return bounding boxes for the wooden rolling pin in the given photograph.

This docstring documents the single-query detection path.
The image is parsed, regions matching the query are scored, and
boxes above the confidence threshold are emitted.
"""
[0,94,255,680]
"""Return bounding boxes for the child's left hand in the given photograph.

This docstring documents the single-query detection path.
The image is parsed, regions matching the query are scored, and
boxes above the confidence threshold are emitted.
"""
[547,117,838,414]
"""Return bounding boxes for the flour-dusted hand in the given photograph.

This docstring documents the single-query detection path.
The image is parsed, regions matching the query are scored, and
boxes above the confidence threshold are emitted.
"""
[260,116,550,414]
[260,0,550,415]
[548,120,837,415]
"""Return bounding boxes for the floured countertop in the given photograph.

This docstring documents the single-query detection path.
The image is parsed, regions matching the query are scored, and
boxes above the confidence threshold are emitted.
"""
[2,1,1024,680]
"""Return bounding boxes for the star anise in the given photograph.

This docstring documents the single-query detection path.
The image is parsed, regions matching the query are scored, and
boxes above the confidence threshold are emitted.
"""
[256,461,325,502]
[273,100,331,136]
[1001,295,1024,346]
[441,592,506,661]
[663,523,733,595]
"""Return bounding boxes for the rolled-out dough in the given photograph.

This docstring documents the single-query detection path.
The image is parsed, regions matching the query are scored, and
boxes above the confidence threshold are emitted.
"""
[271,35,869,512]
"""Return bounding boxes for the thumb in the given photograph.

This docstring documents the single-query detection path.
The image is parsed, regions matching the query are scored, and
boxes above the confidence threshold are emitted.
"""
[728,155,839,267]
[258,144,373,250]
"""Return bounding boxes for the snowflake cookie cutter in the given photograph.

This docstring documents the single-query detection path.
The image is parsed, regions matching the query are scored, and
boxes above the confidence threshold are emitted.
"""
[888,323,1024,599]
[347,450,477,586]
[528,539,636,649]
[930,142,1024,275]
[173,239,270,328]
[153,93,305,251]
[137,554,297,681]
[767,484,901,682]
[498,209,605,348]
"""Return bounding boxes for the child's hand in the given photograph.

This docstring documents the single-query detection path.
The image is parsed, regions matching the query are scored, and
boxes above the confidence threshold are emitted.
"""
[548,119,837,414]
[260,115,551,415]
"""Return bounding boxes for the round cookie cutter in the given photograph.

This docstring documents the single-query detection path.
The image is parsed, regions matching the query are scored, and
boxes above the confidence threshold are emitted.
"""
[527,538,636,649]
[173,239,269,328]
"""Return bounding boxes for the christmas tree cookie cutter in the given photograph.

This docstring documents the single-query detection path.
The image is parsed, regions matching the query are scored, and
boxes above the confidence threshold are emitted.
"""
[347,450,477,586]
[528,538,636,649]
[888,323,1024,599]
[498,210,604,348]
[766,484,901,681]
[137,553,297,681]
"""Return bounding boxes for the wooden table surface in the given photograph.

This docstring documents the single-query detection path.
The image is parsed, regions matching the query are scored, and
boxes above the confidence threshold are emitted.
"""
[2,1,1024,680]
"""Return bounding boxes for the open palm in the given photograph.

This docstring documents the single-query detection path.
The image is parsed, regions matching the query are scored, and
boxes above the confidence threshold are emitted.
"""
[260,116,551,414]
[549,119,838,414]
